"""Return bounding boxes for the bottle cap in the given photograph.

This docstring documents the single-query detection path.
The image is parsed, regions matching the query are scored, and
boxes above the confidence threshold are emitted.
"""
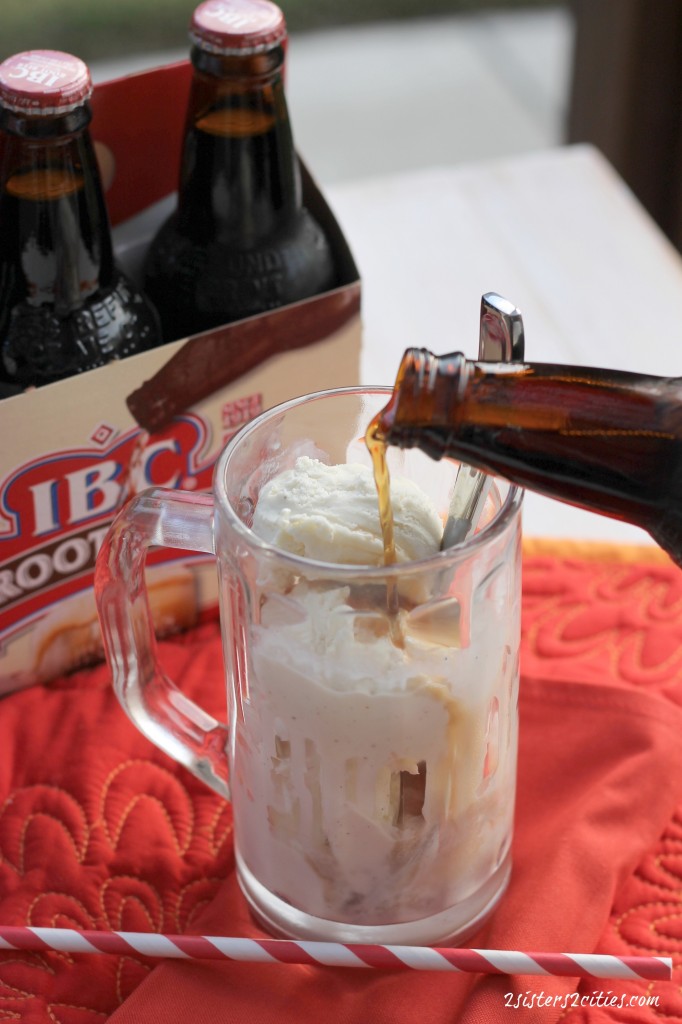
[0,51,92,116]
[190,0,287,56]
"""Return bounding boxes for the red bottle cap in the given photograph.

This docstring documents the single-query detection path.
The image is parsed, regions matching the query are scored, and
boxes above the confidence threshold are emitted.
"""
[0,50,92,116]
[190,0,287,56]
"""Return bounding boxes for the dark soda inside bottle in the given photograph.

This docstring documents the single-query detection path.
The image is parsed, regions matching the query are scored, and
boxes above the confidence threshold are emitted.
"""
[142,0,337,342]
[0,50,162,391]
[372,347,682,567]
[0,162,160,387]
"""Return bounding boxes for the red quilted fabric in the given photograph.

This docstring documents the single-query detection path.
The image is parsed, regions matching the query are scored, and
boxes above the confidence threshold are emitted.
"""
[0,547,681,1022]
[0,623,232,1022]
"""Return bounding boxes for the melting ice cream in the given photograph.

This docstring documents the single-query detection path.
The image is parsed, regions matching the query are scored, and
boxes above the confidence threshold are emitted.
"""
[251,455,443,564]
[232,456,519,940]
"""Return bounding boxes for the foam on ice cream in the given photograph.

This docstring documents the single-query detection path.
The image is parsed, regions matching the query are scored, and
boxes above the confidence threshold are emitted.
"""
[251,455,443,564]
[233,456,519,940]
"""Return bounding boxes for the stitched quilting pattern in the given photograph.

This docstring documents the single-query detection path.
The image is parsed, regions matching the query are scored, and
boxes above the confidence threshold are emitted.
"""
[0,621,232,1022]
[522,555,682,1023]
[0,557,681,1020]
[522,557,682,699]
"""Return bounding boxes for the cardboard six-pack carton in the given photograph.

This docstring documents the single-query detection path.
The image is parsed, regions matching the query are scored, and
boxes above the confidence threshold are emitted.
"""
[0,61,362,694]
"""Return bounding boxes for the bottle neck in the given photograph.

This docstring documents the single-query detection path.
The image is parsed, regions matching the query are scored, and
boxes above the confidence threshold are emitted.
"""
[379,349,682,540]
[177,44,301,244]
[0,107,115,315]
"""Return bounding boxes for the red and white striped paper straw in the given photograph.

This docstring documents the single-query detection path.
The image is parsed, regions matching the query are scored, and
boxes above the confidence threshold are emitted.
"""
[0,926,672,981]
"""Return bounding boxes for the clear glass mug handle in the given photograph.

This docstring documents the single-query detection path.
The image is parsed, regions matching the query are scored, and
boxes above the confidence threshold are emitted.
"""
[95,488,230,799]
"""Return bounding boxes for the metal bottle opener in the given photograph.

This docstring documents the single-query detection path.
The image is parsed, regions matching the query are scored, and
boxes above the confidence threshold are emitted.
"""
[440,293,525,549]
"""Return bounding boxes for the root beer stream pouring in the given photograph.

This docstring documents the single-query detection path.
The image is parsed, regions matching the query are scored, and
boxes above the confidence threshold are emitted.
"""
[371,347,682,566]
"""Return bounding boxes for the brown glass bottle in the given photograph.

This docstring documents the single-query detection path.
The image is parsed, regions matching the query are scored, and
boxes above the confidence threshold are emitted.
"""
[372,348,682,565]
[142,0,337,343]
[0,50,162,393]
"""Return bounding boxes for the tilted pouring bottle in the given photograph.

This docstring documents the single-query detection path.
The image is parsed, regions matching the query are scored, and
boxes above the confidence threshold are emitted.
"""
[372,348,682,566]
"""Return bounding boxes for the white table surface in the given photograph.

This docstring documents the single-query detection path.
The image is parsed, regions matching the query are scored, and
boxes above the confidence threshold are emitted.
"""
[327,144,682,547]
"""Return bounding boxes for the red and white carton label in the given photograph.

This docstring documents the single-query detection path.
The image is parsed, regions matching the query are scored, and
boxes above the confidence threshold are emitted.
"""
[0,59,361,696]
[0,311,360,695]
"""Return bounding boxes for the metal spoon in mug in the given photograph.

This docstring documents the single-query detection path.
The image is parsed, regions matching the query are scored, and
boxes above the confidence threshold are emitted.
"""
[440,293,525,550]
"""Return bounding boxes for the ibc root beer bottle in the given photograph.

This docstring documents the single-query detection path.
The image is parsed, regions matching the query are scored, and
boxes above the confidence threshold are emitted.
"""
[142,0,337,342]
[371,348,682,566]
[0,50,162,393]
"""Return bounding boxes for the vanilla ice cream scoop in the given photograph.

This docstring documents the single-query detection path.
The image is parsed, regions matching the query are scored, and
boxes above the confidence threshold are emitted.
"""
[237,454,517,939]
[252,456,443,564]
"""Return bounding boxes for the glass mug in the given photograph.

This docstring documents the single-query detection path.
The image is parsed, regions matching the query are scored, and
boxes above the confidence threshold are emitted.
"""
[95,388,522,945]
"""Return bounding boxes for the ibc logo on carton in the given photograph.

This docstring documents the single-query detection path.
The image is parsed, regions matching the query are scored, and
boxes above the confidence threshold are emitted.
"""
[0,415,214,625]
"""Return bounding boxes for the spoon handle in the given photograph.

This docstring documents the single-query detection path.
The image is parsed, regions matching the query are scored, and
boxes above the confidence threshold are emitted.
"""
[441,293,525,549]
